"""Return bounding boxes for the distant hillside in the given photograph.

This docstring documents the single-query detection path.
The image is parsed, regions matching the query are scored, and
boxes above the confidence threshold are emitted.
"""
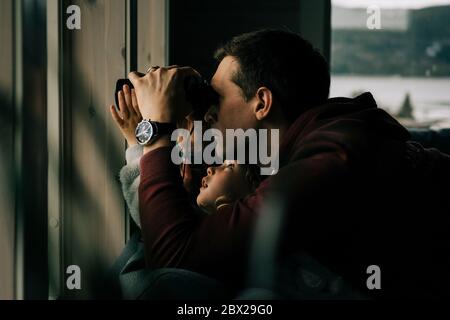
[331,5,450,76]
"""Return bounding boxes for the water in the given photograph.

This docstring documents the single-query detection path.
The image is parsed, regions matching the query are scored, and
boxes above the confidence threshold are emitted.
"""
[330,75,450,128]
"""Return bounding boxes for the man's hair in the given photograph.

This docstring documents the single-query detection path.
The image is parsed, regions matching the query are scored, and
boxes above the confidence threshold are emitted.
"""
[214,29,330,121]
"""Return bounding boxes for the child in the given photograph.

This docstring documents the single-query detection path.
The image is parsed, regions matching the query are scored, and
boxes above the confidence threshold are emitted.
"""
[196,160,261,214]
[110,84,261,226]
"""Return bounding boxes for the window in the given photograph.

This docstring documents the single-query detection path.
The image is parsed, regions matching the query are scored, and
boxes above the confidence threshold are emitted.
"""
[331,0,450,129]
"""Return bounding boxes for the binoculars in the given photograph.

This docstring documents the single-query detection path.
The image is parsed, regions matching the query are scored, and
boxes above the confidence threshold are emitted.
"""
[115,75,218,120]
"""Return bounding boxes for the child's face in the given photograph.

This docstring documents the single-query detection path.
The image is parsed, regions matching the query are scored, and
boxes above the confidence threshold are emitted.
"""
[196,160,253,214]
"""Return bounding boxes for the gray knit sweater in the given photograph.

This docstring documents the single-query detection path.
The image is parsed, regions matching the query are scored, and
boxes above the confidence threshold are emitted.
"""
[119,144,143,228]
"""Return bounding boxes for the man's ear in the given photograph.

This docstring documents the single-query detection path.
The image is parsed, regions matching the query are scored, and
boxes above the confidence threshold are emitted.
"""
[253,87,273,121]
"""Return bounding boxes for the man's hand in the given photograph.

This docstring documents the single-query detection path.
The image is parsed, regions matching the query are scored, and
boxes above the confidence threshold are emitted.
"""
[128,66,201,123]
[109,84,142,146]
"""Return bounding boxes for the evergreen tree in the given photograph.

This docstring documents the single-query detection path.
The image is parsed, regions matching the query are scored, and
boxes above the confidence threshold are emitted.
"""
[397,92,414,119]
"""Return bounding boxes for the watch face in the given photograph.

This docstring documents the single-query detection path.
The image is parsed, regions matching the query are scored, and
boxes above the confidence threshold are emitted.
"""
[136,121,153,145]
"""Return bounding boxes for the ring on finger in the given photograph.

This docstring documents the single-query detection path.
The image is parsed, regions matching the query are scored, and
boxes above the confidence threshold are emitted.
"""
[146,65,160,73]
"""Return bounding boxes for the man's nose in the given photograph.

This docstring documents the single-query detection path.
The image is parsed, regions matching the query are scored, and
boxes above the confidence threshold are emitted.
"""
[204,105,218,126]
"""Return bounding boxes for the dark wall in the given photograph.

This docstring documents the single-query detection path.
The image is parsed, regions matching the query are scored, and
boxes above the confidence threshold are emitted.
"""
[0,0,15,300]
[22,0,49,299]
[169,0,303,79]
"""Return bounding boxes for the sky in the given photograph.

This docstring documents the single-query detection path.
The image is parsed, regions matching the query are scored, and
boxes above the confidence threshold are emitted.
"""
[332,0,450,9]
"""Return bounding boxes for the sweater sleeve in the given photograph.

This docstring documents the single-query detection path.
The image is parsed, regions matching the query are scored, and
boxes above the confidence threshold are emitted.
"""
[119,164,141,228]
[118,144,144,228]
[125,144,144,165]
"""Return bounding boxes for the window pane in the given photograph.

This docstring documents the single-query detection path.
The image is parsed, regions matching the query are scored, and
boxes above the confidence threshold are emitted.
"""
[331,0,450,128]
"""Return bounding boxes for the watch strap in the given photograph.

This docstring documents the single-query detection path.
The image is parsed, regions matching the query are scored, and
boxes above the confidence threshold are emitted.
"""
[153,121,177,136]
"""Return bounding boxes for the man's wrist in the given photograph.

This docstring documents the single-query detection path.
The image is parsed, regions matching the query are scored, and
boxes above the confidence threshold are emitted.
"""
[141,112,174,124]
[143,135,172,154]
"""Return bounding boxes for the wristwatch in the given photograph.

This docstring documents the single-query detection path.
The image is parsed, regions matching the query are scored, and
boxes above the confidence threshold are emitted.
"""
[135,119,176,146]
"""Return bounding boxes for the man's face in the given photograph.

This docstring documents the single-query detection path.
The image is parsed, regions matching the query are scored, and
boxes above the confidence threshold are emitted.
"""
[205,56,258,134]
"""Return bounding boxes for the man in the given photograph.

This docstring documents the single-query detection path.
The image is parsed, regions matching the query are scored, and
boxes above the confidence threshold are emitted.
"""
[129,29,450,298]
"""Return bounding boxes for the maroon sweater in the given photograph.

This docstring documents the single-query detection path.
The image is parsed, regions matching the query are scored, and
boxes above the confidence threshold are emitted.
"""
[139,92,450,297]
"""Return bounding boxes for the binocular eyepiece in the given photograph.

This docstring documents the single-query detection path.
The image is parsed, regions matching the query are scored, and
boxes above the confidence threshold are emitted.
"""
[115,75,218,120]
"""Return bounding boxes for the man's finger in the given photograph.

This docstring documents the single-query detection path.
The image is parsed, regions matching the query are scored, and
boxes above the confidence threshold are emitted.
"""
[110,105,124,127]
[128,71,145,86]
[147,66,160,73]
[123,85,134,116]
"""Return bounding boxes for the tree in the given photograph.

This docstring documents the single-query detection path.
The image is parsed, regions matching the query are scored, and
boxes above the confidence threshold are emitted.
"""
[397,92,414,119]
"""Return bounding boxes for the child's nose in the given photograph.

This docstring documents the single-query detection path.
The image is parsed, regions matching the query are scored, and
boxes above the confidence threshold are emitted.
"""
[207,166,215,176]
